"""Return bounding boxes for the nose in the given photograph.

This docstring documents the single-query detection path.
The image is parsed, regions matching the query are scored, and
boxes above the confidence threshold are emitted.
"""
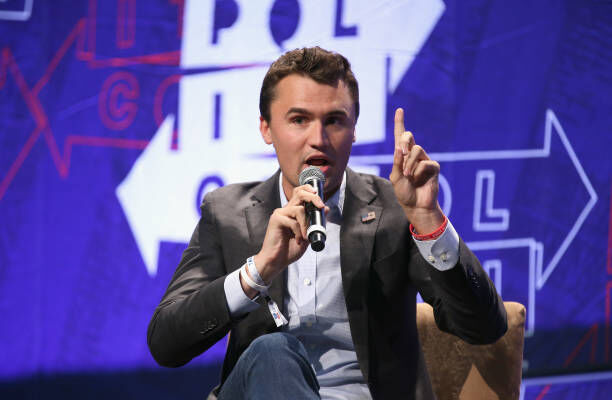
[306,119,329,148]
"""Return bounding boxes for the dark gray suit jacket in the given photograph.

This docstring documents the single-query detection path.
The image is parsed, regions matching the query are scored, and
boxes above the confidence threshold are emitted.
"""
[147,168,507,399]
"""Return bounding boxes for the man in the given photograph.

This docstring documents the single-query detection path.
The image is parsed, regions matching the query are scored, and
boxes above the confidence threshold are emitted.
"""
[148,47,507,399]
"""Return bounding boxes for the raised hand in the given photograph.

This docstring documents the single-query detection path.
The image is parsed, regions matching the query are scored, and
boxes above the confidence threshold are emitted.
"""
[389,108,444,233]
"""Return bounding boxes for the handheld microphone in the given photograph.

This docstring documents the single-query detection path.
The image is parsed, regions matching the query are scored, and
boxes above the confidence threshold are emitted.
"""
[298,166,326,252]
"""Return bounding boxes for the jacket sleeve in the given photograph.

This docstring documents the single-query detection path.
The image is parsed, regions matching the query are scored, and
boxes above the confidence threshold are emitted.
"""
[147,193,234,367]
[414,238,508,345]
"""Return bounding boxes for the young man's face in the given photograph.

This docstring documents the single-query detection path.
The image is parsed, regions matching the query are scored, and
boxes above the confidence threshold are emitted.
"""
[259,74,357,200]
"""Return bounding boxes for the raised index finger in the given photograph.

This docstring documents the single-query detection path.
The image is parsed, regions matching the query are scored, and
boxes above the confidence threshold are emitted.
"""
[394,108,406,146]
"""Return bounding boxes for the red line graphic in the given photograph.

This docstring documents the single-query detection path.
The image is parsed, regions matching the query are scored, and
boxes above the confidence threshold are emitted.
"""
[534,322,600,398]
[607,179,612,275]
[0,127,44,200]
[40,128,149,179]
[0,48,7,89]
[169,0,185,38]
[98,71,140,130]
[0,0,183,202]
[63,135,149,176]
[87,0,96,58]
[606,281,612,362]
[85,51,180,68]
[32,20,85,97]
[3,48,47,127]
[154,74,180,127]
[117,0,136,49]
[153,74,181,149]
[81,0,179,67]
[0,48,49,200]
[563,323,599,367]
[535,385,551,400]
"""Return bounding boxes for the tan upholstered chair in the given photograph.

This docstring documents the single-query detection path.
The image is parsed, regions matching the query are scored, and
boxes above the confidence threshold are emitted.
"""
[417,302,526,400]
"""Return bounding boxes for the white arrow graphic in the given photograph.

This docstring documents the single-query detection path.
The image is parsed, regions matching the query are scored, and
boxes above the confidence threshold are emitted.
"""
[116,68,278,277]
[117,115,182,277]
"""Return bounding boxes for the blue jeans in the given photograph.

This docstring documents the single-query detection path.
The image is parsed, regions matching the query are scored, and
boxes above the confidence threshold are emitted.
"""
[218,332,320,400]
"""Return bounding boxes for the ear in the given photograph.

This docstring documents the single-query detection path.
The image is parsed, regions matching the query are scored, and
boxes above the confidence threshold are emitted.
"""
[259,116,273,144]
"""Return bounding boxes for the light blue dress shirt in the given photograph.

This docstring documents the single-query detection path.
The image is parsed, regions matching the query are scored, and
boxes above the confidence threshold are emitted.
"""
[224,172,460,399]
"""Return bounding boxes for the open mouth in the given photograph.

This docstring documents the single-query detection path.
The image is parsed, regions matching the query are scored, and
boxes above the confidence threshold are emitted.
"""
[306,158,330,167]
[305,154,332,168]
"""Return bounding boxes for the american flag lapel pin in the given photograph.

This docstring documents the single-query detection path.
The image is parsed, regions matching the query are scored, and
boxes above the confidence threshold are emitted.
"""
[361,211,376,223]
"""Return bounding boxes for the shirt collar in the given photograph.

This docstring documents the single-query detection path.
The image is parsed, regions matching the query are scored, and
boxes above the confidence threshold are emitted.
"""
[279,171,346,215]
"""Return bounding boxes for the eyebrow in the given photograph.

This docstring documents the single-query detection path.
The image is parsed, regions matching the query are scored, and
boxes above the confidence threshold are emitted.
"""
[285,107,349,118]
[285,107,312,117]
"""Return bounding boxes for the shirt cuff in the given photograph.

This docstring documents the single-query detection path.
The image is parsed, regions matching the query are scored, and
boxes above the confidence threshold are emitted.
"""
[224,267,260,317]
[411,219,460,271]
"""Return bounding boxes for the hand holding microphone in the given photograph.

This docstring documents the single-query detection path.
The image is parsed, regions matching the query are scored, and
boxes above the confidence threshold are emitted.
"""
[252,167,327,286]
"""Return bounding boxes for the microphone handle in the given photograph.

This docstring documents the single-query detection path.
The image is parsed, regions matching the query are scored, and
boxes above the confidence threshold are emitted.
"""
[305,178,326,251]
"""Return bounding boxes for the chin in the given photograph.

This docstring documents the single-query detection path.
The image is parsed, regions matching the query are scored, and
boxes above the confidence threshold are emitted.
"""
[324,176,343,196]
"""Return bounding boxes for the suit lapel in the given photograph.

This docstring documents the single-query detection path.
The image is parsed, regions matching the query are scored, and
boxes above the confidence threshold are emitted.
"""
[244,171,286,315]
[340,168,382,382]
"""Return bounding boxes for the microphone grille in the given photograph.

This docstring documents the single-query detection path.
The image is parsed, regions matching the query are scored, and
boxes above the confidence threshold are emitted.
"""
[299,166,326,186]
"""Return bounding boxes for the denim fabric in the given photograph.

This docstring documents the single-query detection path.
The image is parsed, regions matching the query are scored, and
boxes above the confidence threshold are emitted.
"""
[218,332,320,400]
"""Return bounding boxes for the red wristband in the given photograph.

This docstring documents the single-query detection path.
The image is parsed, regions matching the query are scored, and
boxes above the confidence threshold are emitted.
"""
[410,216,448,241]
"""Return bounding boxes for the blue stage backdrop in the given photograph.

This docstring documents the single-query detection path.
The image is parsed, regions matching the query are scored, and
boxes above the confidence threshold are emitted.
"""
[1,1,611,399]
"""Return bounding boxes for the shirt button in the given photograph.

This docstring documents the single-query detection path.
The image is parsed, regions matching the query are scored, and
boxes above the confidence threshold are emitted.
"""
[303,278,311,286]
[427,255,435,263]
[440,252,448,262]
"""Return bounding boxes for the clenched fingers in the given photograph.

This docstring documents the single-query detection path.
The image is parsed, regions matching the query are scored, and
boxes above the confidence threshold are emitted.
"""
[411,159,440,186]
[271,206,308,243]
[403,145,429,177]
[289,184,325,209]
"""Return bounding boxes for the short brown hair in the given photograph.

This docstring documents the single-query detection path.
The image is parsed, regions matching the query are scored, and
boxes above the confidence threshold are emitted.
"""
[259,47,359,122]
